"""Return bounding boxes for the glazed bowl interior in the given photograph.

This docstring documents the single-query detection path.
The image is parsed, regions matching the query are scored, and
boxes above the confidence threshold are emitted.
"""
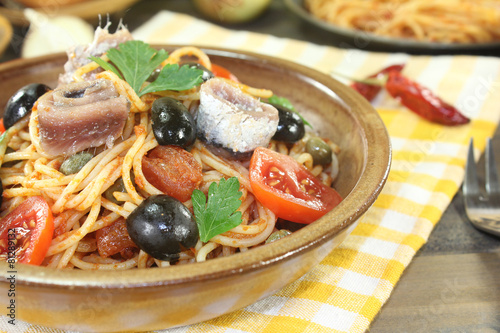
[0,46,391,331]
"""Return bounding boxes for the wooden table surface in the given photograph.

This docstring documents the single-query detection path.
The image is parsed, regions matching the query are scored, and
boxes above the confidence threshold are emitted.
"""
[1,0,499,331]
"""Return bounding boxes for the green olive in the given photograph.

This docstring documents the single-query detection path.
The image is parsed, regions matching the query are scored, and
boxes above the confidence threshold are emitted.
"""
[265,229,292,244]
[306,137,332,166]
[59,152,93,175]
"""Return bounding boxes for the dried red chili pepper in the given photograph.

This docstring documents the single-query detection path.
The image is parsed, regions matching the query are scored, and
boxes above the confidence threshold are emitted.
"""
[350,64,405,101]
[385,70,470,126]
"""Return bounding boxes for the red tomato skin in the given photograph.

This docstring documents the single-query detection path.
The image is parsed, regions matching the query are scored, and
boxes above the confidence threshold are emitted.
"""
[249,147,342,224]
[0,119,5,133]
[211,64,239,82]
[0,196,54,265]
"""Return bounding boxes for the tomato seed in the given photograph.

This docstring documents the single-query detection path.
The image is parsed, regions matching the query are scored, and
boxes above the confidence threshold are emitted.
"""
[268,180,280,186]
[29,220,36,228]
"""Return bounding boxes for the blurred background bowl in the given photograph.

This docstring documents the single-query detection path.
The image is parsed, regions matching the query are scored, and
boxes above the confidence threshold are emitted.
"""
[0,13,12,56]
[192,0,272,24]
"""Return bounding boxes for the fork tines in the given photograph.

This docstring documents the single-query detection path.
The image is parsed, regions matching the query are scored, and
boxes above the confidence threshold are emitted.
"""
[463,138,500,237]
[464,138,500,198]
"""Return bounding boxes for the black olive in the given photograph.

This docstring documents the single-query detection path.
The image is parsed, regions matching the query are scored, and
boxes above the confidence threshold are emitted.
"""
[182,62,214,82]
[4,83,50,129]
[306,137,333,166]
[151,97,196,147]
[126,195,199,261]
[0,178,3,207]
[270,104,305,143]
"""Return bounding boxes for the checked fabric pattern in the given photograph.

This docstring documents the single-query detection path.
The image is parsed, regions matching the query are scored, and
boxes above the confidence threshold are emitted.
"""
[2,10,500,333]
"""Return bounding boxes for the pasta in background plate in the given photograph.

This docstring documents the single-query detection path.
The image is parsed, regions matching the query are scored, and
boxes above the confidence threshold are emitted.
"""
[305,0,500,43]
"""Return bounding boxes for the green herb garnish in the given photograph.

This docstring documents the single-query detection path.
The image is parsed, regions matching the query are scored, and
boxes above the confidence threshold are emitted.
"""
[191,177,243,243]
[91,40,203,97]
[268,95,313,129]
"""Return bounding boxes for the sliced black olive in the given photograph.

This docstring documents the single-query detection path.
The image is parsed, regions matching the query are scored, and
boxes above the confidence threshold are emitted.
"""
[270,104,305,143]
[0,178,3,207]
[151,97,196,147]
[4,83,50,129]
[306,137,333,166]
[126,195,199,261]
[59,152,93,175]
[182,62,214,82]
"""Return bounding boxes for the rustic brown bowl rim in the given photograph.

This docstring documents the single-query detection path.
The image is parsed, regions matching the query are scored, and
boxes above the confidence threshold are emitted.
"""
[0,46,391,290]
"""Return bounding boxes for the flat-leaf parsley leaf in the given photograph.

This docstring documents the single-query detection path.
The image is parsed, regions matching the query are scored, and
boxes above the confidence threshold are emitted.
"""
[191,177,242,243]
[91,40,204,97]
[268,94,313,129]
[140,64,204,95]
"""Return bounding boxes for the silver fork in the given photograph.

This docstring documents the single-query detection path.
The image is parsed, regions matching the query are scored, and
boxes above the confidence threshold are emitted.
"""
[463,138,500,237]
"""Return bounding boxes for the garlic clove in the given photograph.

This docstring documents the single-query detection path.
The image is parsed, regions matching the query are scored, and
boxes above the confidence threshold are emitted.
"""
[21,9,94,58]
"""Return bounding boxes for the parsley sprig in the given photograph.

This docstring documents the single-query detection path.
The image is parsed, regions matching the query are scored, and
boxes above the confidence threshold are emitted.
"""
[191,177,243,243]
[91,40,203,97]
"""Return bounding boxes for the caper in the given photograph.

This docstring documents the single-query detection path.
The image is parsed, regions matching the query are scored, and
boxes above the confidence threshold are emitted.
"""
[147,68,162,82]
[2,147,18,168]
[306,137,332,166]
[103,178,126,204]
[59,152,93,175]
[265,229,292,244]
[103,172,136,204]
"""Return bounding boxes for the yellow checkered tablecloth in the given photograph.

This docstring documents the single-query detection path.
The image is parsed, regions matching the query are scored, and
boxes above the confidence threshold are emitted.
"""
[2,10,500,333]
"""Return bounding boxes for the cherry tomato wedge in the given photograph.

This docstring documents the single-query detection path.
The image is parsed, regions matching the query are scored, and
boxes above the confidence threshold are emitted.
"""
[0,196,54,265]
[211,64,239,82]
[249,147,342,224]
[0,119,5,133]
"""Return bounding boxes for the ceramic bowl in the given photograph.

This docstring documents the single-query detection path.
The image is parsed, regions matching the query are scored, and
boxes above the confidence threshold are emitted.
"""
[0,47,391,332]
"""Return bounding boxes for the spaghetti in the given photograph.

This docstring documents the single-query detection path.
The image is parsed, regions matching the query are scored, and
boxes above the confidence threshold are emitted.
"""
[304,0,500,43]
[0,46,340,270]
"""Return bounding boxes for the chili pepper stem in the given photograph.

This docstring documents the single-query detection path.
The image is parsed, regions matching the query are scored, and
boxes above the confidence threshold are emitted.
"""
[331,71,386,86]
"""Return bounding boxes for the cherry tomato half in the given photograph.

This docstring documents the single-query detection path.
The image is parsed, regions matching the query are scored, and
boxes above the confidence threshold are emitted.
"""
[0,119,5,134]
[0,196,54,265]
[211,64,239,82]
[249,147,342,224]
